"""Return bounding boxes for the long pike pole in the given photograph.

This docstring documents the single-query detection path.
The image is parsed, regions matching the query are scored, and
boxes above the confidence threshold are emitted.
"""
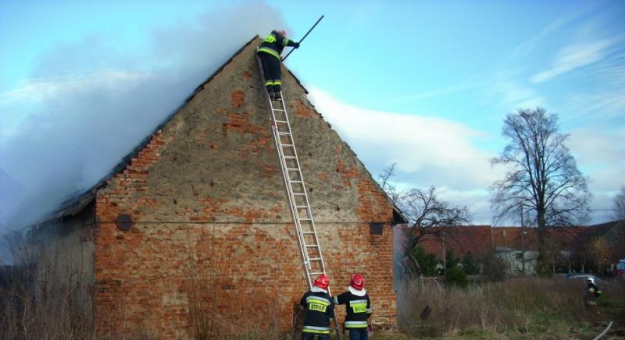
[282,15,324,61]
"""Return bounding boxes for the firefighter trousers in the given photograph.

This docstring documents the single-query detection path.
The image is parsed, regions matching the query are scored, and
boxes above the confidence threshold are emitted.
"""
[258,52,282,93]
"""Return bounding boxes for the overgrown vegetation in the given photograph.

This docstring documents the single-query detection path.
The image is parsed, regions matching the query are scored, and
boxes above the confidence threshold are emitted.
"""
[396,277,625,340]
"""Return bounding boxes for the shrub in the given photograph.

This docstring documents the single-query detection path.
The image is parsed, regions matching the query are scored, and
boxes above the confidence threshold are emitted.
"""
[462,252,479,275]
[482,251,508,282]
[445,265,468,288]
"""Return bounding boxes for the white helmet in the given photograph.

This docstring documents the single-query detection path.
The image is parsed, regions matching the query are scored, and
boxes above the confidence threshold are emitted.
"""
[587,277,595,284]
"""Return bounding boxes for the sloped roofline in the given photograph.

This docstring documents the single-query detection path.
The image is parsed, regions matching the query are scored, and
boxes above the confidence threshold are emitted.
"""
[37,35,407,225]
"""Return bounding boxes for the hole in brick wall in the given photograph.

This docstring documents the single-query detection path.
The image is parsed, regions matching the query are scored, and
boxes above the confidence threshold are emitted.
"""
[171,156,177,163]
[336,206,341,211]
[336,168,340,172]
[210,181,215,187]
[308,187,313,193]
[369,223,383,235]
[309,152,312,156]
[116,214,134,232]
[173,199,177,205]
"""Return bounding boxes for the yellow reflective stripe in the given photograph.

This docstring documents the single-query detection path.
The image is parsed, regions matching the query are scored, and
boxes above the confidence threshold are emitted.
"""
[257,47,281,60]
[264,81,273,86]
[283,37,290,46]
[308,299,330,306]
[263,34,276,43]
[345,321,368,328]
[302,327,330,334]
[273,80,282,85]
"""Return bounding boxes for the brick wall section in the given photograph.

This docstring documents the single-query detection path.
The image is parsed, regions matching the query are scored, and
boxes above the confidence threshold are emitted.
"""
[93,38,397,339]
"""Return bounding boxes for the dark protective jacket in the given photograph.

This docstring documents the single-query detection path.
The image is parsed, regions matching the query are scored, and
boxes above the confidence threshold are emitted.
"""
[258,30,296,60]
[334,291,372,329]
[300,289,335,335]
[585,282,602,306]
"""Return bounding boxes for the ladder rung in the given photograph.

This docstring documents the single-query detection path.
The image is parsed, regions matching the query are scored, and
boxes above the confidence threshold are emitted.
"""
[299,218,311,221]
[284,156,297,159]
[273,109,285,112]
[286,168,300,171]
[305,245,319,248]
[309,258,322,262]
[293,193,305,195]
[302,231,315,235]
[277,132,291,136]
[282,143,294,147]
[290,180,302,183]
[310,272,324,276]
[275,120,288,123]
[296,206,308,209]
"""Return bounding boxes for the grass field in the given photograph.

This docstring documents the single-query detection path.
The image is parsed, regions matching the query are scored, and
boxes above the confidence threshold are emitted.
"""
[2,271,624,340]
[386,276,625,340]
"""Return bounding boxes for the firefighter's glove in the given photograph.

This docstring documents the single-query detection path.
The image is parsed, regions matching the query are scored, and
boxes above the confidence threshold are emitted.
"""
[293,42,300,48]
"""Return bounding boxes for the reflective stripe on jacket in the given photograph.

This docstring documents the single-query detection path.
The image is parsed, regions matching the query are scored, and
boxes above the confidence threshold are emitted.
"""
[257,30,295,60]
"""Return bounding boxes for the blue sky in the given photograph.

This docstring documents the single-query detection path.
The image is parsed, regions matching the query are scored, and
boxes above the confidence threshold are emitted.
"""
[1,0,624,233]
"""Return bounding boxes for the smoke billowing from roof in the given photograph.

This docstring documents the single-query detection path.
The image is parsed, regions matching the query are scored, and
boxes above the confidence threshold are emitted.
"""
[0,2,287,245]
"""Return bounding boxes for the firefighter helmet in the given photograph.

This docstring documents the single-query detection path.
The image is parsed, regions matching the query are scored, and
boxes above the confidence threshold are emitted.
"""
[350,274,365,290]
[587,277,595,284]
[314,274,329,290]
[279,30,287,37]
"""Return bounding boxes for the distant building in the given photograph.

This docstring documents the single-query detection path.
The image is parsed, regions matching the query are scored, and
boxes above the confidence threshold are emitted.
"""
[397,224,620,275]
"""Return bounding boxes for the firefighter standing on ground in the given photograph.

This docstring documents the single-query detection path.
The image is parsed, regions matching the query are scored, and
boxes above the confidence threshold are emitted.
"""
[257,30,300,100]
[299,274,335,340]
[334,274,373,340]
[584,277,602,307]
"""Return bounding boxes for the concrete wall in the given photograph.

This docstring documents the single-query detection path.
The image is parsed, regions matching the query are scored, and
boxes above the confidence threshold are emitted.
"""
[94,39,396,339]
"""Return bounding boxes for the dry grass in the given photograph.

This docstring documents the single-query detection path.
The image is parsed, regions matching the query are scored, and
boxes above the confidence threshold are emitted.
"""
[396,277,625,340]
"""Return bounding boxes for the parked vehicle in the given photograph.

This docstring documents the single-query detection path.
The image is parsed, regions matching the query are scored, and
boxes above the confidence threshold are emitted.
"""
[616,259,625,276]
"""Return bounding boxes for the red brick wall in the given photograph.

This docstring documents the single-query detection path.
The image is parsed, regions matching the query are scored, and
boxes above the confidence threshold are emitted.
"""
[93,39,396,339]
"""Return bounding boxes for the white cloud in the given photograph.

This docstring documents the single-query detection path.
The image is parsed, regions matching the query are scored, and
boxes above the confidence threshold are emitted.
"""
[569,127,625,166]
[489,79,547,111]
[569,127,625,192]
[530,37,620,83]
[308,87,504,223]
[0,72,154,105]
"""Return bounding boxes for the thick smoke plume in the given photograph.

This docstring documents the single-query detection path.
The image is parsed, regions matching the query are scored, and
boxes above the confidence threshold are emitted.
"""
[0,2,287,260]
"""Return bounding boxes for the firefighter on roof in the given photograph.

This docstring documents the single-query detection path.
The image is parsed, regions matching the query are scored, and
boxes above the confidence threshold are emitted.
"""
[299,274,335,340]
[334,274,372,340]
[257,30,300,100]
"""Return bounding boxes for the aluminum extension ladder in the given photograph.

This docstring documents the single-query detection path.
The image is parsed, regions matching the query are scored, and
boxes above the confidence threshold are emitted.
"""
[256,54,342,340]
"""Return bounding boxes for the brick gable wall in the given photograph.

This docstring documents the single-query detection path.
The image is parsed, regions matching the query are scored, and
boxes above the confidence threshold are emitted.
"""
[93,40,396,339]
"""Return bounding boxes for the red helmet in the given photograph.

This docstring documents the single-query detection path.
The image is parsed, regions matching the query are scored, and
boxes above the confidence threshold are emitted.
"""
[279,30,287,37]
[350,274,365,290]
[313,274,329,290]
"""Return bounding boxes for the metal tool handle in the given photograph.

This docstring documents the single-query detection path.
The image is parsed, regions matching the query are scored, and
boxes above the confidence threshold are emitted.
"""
[282,15,324,61]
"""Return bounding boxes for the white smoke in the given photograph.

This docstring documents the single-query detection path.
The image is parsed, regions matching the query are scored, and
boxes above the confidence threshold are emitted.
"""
[0,2,288,243]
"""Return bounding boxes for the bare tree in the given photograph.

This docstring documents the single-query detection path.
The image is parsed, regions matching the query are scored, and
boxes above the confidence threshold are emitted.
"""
[490,108,590,275]
[614,186,625,221]
[378,164,471,277]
